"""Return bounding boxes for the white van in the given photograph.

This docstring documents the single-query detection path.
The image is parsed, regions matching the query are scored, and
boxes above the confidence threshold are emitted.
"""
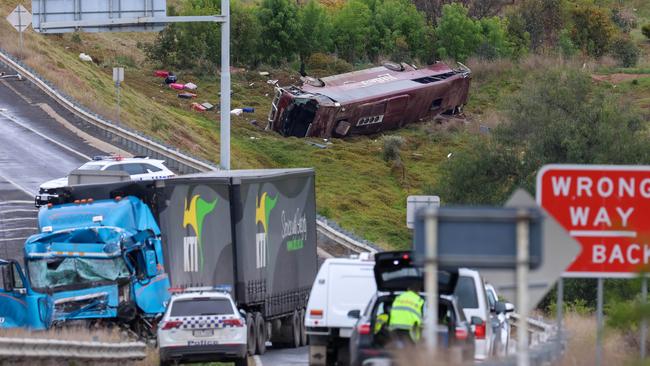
[454,268,493,361]
[305,254,376,366]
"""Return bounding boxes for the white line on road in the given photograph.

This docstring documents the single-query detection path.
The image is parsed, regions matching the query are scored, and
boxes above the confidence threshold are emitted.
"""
[0,172,35,196]
[253,355,264,366]
[0,227,37,233]
[1,217,37,223]
[0,109,91,160]
[0,209,38,214]
[0,200,34,205]
[0,236,27,242]
[570,230,637,238]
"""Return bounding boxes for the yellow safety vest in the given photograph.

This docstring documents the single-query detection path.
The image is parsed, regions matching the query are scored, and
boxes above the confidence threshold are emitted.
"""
[388,290,424,340]
[374,313,389,334]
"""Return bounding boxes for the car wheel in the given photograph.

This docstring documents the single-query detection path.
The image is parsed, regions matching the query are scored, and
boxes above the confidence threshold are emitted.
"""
[246,313,256,355]
[299,308,307,346]
[292,309,301,348]
[255,312,267,355]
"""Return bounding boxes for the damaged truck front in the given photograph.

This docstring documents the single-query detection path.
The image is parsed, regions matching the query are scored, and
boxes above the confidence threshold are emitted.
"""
[267,62,471,138]
[0,196,170,335]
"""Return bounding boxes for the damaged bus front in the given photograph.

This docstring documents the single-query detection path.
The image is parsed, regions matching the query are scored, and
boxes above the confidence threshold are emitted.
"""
[0,196,170,334]
[267,62,471,138]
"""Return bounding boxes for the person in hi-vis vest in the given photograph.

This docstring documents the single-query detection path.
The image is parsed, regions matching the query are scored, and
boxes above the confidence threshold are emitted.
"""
[388,284,424,343]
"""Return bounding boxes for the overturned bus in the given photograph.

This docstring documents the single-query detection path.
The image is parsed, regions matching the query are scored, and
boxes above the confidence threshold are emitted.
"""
[267,62,471,138]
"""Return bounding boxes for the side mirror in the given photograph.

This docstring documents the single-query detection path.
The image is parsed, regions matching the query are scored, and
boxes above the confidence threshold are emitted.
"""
[471,316,483,326]
[239,309,247,319]
[505,302,515,313]
[1,263,14,292]
[494,301,507,314]
[347,310,361,319]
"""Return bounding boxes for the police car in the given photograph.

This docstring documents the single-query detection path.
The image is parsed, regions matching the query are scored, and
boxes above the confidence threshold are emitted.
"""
[158,287,248,366]
[36,155,175,206]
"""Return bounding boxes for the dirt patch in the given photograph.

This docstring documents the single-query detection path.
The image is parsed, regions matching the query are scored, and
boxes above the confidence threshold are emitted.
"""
[591,73,650,83]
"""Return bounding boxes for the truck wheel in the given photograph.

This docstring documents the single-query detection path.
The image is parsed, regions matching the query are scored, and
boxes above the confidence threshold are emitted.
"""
[299,308,307,346]
[292,310,301,348]
[255,312,267,355]
[246,313,256,355]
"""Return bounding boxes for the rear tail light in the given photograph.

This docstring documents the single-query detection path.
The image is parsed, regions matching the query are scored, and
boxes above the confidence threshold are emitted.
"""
[474,323,486,339]
[455,326,469,340]
[357,323,371,335]
[161,320,182,330]
[310,309,323,318]
[223,318,244,327]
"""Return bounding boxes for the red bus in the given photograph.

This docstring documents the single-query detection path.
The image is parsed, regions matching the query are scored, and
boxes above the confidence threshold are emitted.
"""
[267,62,471,138]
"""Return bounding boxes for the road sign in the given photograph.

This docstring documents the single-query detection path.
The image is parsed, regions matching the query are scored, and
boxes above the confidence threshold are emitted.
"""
[7,5,31,32]
[32,0,166,33]
[537,164,650,278]
[406,195,440,228]
[481,189,581,312]
[113,67,124,85]
[413,206,543,269]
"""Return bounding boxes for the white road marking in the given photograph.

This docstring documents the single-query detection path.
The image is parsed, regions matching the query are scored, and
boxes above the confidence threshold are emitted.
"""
[0,200,33,205]
[0,109,91,160]
[0,209,38,214]
[0,217,37,223]
[253,355,264,366]
[0,227,37,233]
[0,172,35,196]
[0,237,27,242]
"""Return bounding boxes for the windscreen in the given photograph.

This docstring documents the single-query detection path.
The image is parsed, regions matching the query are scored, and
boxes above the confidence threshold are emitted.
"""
[453,276,478,309]
[170,298,234,317]
[28,257,129,291]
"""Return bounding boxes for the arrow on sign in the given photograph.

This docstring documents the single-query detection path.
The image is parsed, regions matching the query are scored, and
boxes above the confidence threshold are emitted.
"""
[480,189,581,313]
[6,5,31,32]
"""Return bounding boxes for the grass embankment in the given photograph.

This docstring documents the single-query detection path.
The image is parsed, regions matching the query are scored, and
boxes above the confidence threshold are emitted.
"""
[1,1,650,248]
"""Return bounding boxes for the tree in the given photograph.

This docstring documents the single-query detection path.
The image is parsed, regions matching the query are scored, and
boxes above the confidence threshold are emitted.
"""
[231,2,262,67]
[374,0,433,62]
[257,0,301,65]
[569,5,615,57]
[435,3,482,61]
[297,0,332,72]
[331,0,372,62]
[435,68,650,205]
[476,16,513,60]
[517,0,565,51]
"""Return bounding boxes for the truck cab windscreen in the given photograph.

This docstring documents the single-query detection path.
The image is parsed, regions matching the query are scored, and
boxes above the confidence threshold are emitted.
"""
[28,257,130,292]
[280,98,318,137]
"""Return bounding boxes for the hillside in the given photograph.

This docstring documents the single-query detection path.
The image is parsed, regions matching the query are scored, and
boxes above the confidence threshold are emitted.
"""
[1,0,649,249]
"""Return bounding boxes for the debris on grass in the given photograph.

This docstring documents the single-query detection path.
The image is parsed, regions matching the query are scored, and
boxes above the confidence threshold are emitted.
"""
[79,53,93,62]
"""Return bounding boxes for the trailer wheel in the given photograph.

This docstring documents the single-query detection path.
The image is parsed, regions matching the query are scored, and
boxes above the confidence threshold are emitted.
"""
[292,310,301,348]
[299,308,307,346]
[255,312,267,355]
[246,313,256,355]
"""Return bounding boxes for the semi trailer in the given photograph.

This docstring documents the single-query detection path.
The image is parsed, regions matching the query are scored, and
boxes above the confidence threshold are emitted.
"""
[9,169,318,354]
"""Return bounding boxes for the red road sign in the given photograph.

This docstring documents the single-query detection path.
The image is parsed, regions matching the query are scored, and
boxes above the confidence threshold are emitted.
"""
[537,165,650,277]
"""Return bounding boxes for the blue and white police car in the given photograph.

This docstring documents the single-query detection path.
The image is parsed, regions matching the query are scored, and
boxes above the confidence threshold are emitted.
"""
[158,287,248,366]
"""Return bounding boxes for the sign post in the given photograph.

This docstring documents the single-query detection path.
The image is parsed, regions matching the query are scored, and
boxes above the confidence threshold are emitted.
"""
[112,67,124,125]
[537,164,650,363]
[6,5,32,57]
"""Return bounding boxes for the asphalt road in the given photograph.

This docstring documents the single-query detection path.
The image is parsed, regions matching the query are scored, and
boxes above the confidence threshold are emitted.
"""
[0,63,103,262]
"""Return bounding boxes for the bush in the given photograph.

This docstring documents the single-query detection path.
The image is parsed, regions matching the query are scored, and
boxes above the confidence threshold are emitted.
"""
[611,8,637,33]
[610,36,640,67]
[570,6,616,57]
[642,24,650,40]
[382,135,404,162]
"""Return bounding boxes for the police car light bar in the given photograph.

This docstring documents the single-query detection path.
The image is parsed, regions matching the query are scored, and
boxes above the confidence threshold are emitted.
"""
[168,285,233,294]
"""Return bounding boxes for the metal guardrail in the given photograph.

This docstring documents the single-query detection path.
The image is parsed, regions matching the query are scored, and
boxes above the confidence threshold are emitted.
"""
[0,337,146,361]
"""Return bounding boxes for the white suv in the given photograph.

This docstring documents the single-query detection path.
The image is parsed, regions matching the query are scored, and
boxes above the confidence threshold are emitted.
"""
[454,268,493,361]
[36,156,174,205]
[158,287,248,366]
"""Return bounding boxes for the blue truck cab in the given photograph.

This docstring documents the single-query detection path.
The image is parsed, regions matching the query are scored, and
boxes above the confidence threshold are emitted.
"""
[0,196,170,332]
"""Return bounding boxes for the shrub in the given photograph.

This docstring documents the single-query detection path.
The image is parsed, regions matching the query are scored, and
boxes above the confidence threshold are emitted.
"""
[570,6,616,57]
[642,24,650,40]
[382,135,404,162]
[611,8,637,33]
[610,36,640,67]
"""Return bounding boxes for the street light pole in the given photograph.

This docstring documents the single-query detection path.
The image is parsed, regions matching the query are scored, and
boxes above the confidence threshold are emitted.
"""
[219,0,230,170]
